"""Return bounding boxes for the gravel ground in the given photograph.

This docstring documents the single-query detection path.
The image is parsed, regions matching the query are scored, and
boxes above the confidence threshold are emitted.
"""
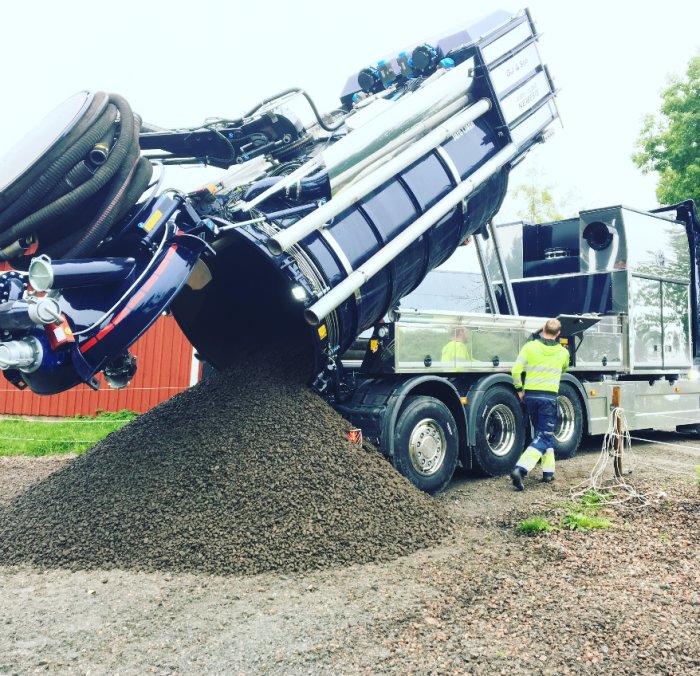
[1,429,699,674]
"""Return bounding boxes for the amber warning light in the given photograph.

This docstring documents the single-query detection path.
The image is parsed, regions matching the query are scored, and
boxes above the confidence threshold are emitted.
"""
[347,428,363,446]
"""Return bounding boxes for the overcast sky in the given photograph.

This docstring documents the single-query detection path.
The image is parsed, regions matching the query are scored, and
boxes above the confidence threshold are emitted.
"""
[1,0,699,221]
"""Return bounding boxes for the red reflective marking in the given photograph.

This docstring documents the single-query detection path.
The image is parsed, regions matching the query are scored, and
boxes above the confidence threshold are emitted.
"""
[128,290,147,310]
[80,337,98,353]
[112,309,129,326]
[142,247,177,295]
[95,323,116,340]
[79,246,179,353]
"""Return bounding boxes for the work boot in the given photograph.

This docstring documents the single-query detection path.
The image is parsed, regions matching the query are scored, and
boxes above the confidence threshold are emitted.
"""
[510,468,524,491]
[541,474,554,483]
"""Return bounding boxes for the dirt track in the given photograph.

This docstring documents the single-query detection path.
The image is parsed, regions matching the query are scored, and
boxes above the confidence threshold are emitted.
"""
[1,431,700,674]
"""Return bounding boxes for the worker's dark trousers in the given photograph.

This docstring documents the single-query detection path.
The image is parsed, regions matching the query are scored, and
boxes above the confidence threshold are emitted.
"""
[515,392,558,478]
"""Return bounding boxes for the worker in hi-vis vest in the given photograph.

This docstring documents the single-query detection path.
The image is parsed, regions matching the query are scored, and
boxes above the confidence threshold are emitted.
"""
[510,318,570,491]
[441,327,472,364]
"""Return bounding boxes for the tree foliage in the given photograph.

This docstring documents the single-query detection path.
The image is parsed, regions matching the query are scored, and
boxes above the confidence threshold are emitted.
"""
[633,54,700,205]
[510,167,566,223]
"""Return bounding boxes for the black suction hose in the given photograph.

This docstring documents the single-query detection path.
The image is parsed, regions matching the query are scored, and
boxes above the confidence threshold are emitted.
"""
[0,104,119,229]
[0,92,151,261]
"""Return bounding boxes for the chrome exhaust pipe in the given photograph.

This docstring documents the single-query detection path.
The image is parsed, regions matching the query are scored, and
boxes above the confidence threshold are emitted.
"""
[304,143,518,326]
[267,97,491,256]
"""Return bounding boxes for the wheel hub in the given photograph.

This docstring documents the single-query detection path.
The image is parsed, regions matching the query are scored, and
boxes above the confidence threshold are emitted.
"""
[484,403,516,457]
[408,418,446,477]
[556,396,576,443]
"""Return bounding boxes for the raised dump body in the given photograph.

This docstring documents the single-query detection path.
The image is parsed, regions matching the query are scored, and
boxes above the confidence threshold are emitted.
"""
[0,8,559,396]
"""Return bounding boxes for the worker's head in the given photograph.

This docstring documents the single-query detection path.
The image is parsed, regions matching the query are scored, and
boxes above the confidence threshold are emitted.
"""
[455,327,469,341]
[542,318,562,339]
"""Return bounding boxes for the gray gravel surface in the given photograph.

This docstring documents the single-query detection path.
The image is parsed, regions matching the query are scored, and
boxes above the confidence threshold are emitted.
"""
[1,426,700,673]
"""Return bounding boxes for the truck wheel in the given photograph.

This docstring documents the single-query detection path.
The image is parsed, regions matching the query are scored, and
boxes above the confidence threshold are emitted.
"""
[554,382,584,459]
[472,386,525,476]
[393,396,459,495]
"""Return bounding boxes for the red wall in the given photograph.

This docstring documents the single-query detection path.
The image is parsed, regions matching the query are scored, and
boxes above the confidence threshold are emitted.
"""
[0,315,194,416]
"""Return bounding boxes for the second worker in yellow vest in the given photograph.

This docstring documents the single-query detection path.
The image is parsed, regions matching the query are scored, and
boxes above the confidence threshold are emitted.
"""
[509,318,570,491]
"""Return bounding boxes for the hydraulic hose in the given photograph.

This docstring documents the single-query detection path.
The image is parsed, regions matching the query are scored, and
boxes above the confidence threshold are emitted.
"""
[0,92,151,261]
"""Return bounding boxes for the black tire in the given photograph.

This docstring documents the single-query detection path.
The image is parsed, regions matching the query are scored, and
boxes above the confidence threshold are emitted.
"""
[472,386,526,476]
[676,422,700,437]
[554,382,584,459]
[393,396,459,495]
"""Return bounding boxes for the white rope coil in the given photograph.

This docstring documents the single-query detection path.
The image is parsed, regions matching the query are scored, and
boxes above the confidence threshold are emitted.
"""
[570,406,649,505]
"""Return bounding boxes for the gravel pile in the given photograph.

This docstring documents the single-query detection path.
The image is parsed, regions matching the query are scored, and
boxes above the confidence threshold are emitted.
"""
[0,348,451,575]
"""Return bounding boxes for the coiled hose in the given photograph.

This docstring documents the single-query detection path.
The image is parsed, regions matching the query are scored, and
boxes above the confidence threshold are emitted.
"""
[0,92,152,261]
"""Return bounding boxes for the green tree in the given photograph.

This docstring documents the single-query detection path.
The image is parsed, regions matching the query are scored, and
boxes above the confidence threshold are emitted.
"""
[510,167,566,223]
[633,54,700,205]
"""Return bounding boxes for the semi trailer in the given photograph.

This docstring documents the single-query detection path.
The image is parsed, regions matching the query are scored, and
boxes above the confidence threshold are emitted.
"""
[0,7,698,494]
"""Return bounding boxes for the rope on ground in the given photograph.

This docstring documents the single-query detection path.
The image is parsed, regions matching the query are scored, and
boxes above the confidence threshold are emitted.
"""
[570,406,649,506]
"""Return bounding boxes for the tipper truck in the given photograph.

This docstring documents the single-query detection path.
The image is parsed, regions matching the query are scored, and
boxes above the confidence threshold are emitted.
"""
[1,8,698,494]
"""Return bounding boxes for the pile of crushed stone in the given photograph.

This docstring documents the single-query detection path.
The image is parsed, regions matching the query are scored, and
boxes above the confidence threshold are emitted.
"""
[0,348,451,575]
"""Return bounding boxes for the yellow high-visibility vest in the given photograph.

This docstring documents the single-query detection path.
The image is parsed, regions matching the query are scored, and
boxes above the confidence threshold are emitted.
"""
[512,338,569,393]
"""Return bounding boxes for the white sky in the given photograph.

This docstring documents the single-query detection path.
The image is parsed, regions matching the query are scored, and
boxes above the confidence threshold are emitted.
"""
[1,0,699,220]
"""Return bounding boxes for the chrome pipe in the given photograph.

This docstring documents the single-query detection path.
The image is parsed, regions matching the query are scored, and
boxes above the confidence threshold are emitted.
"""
[267,98,491,257]
[232,157,323,213]
[304,143,518,326]
[323,59,476,190]
[236,57,475,215]
[28,255,136,292]
[328,94,469,193]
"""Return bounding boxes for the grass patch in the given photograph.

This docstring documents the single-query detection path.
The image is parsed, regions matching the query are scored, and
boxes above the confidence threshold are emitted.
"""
[0,410,137,457]
[561,511,612,531]
[578,489,612,509]
[515,517,554,535]
[516,490,615,536]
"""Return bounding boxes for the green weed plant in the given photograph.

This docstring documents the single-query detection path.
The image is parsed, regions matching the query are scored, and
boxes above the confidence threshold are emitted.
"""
[515,517,554,535]
[561,511,612,531]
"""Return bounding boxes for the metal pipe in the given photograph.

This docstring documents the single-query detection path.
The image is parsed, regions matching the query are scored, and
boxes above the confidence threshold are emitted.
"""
[486,220,519,315]
[322,59,476,189]
[304,143,518,326]
[327,94,469,193]
[473,234,500,315]
[236,58,475,214]
[0,337,42,372]
[232,157,323,213]
[267,98,492,257]
[28,255,136,292]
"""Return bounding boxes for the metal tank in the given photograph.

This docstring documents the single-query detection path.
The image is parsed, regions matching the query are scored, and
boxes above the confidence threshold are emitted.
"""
[171,8,560,385]
[0,8,560,396]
